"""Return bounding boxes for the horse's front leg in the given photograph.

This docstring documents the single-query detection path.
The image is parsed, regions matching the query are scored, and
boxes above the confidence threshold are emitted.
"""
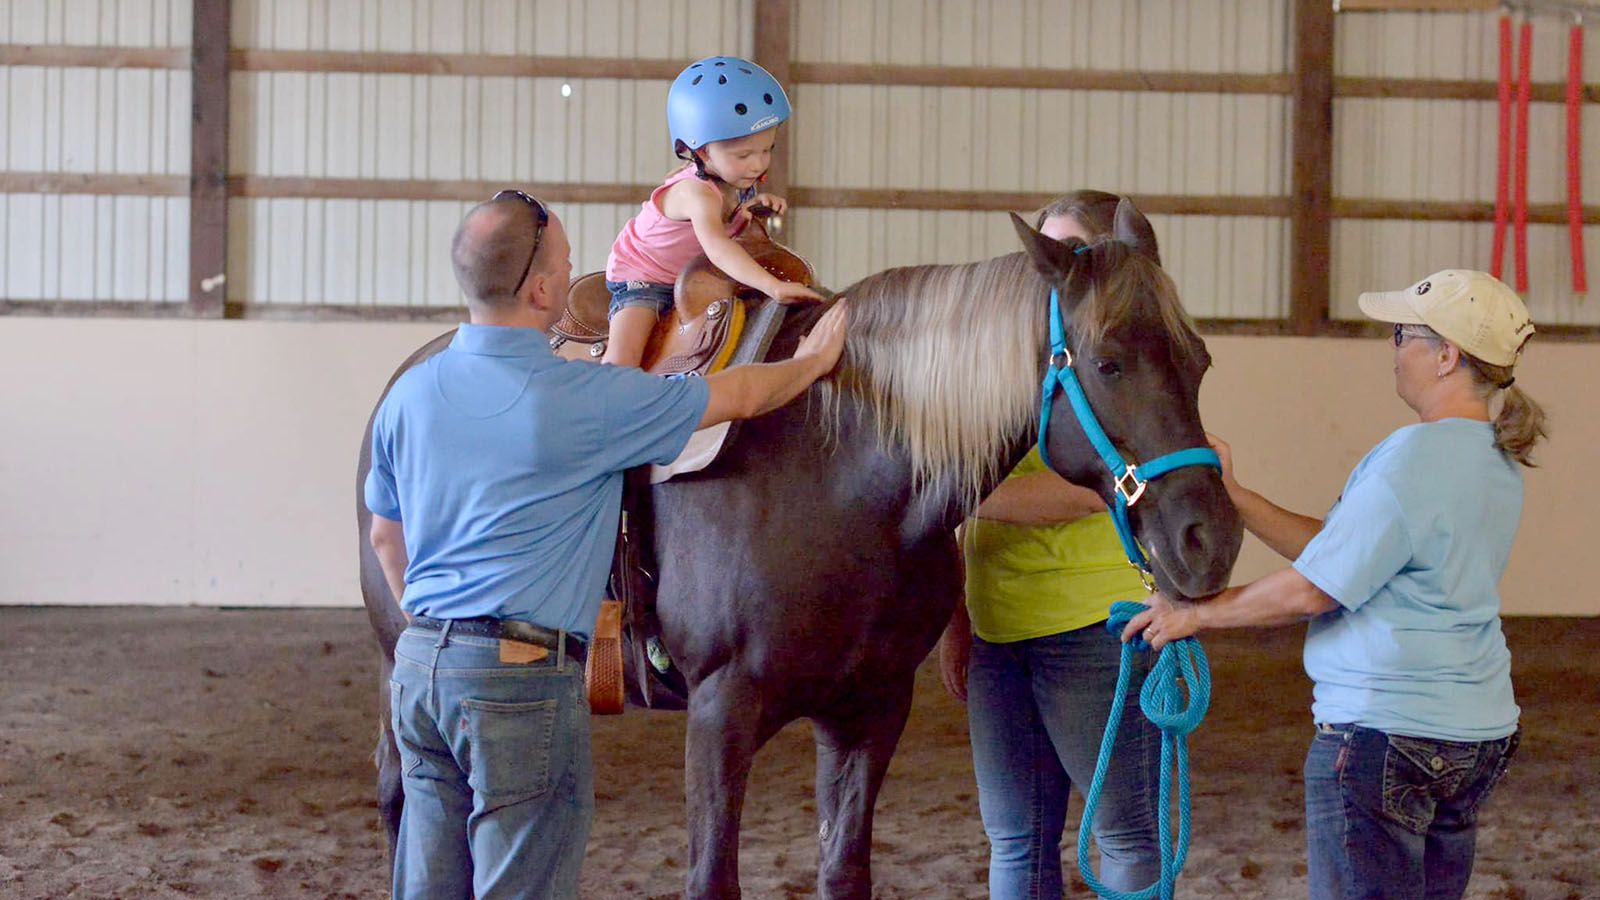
[683,666,776,900]
[811,680,916,900]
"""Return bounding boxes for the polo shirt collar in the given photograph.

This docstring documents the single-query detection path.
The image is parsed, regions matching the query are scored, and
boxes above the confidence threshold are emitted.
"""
[450,323,555,358]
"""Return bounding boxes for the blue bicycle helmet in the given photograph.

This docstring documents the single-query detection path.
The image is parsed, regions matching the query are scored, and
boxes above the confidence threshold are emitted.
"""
[667,56,791,154]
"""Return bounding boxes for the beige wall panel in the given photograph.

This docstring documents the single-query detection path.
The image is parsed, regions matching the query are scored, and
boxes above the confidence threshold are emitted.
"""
[795,0,1288,73]
[2,0,190,46]
[3,319,1592,614]
[234,0,749,58]
[1332,219,1600,326]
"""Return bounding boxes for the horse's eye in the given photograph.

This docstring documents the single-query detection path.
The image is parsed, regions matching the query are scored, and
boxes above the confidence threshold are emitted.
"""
[1094,359,1122,377]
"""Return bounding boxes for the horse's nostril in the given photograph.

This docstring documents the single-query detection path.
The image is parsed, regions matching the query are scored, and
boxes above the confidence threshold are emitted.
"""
[1182,521,1207,557]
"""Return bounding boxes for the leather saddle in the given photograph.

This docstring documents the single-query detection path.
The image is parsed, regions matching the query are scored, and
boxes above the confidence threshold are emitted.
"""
[548,210,818,378]
[554,212,824,712]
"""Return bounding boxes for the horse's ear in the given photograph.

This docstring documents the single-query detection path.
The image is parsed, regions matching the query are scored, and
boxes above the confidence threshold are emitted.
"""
[1112,199,1161,266]
[1010,212,1085,283]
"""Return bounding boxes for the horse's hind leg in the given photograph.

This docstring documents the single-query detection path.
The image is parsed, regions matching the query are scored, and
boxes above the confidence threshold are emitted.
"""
[374,655,404,860]
[683,667,776,900]
[811,683,916,900]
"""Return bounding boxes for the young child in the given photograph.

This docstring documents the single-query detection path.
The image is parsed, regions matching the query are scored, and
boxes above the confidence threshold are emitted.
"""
[603,56,823,368]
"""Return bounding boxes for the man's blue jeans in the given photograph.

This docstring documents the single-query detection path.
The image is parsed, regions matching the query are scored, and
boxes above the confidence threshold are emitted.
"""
[1305,723,1519,900]
[968,624,1161,899]
[389,623,593,900]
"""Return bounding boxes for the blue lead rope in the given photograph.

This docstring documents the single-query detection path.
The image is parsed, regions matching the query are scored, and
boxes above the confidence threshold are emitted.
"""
[1035,285,1218,899]
[1077,601,1211,900]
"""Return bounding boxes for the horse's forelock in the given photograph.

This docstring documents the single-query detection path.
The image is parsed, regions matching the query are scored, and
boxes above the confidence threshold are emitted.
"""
[1067,245,1204,366]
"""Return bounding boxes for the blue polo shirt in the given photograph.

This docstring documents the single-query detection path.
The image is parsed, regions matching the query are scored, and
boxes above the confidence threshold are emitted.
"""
[364,324,709,638]
[1293,419,1521,742]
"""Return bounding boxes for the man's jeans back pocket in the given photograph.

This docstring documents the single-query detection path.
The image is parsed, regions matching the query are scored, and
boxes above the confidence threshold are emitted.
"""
[462,697,558,811]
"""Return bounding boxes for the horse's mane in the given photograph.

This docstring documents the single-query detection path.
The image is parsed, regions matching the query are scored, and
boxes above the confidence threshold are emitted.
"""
[819,242,1204,507]
[821,253,1046,505]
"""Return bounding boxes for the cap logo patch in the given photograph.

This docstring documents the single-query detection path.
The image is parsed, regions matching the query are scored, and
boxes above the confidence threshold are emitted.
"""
[1416,281,1431,295]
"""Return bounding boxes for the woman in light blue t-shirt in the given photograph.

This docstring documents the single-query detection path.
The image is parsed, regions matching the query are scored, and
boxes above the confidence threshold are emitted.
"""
[1125,269,1547,900]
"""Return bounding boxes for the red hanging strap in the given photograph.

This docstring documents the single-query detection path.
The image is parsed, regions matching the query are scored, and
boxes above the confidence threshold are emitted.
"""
[1515,18,1533,293]
[1493,14,1514,281]
[1567,22,1587,295]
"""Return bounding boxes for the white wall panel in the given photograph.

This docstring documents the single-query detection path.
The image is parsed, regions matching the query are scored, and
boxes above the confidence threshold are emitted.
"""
[1,0,190,46]
[1,193,187,301]
[233,0,749,59]
[1337,10,1600,83]
[795,0,1288,73]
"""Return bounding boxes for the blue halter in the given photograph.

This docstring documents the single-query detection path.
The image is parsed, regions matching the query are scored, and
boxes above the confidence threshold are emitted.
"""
[1037,286,1221,575]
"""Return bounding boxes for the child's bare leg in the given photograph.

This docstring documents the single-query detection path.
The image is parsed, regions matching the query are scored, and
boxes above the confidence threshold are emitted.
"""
[603,307,659,367]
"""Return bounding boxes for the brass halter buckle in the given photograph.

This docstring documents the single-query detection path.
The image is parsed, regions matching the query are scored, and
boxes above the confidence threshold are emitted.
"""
[1115,464,1148,506]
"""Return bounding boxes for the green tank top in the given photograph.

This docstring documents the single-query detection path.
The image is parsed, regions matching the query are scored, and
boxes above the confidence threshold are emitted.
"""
[963,448,1149,643]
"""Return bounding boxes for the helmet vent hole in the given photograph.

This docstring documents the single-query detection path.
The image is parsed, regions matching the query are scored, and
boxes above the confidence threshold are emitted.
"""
[714,60,726,66]
[763,93,773,104]
[734,103,747,115]
[739,67,752,74]
[692,75,702,85]
[717,74,727,85]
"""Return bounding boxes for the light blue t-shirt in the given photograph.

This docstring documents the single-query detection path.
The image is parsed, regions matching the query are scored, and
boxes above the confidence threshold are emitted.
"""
[1293,419,1522,742]
[364,324,709,638]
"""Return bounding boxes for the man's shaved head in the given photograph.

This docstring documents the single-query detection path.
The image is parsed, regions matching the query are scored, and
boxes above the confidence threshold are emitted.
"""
[451,198,542,309]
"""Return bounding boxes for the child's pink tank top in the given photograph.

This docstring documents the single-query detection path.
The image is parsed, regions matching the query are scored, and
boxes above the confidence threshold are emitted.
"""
[606,166,742,284]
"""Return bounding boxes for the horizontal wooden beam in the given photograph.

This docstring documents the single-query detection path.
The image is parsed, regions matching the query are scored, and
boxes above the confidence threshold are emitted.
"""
[1334,198,1600,225]
[222,302,463,321]
[790,188,1292,217]
[0,44,188,68]
[1336,76,1600,104]
[0,172,187,195]
[790,62,1292,95]
[0,299,190,317]
[230,50,684,79]
[16,173,1600,227]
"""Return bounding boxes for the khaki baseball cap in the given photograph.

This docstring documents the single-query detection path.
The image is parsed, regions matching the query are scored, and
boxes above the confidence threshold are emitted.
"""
[1357,269,1535,367]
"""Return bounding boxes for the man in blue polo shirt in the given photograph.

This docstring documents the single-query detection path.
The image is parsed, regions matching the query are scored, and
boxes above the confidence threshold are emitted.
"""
[364,191,847,900]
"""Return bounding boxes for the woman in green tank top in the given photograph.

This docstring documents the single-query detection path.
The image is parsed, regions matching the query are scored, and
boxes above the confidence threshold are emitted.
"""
[937,191,1163,899]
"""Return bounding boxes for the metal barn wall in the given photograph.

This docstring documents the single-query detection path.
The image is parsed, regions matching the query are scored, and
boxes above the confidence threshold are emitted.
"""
[0,0,192,304]
[228,0,747,307]
[791,0,1292,318]
[1336,10,1600,325]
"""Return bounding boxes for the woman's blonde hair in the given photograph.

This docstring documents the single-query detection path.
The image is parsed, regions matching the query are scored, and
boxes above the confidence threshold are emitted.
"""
[1462,353,1548,467]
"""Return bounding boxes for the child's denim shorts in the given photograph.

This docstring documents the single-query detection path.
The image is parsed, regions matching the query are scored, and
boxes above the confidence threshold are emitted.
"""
[606,280,676,319]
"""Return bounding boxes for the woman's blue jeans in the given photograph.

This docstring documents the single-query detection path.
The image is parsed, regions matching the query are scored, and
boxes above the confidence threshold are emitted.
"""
[1304,723,1519,900]
[389,624,593,900]
[968,623,1161,899]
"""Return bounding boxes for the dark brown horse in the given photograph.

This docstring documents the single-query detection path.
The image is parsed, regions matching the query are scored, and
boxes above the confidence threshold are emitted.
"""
[356,200,1242,898]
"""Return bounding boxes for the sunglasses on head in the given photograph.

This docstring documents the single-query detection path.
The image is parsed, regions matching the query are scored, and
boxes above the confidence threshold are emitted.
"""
[492,190,549,294]
[1392,323,1434,347]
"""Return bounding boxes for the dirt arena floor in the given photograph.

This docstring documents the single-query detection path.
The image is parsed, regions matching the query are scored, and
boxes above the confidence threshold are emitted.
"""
[1,608,1595,899]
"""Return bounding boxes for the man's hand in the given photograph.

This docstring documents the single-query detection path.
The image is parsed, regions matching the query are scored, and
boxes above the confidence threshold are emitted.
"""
[794,300,848,372]
[1205,432,1241,497]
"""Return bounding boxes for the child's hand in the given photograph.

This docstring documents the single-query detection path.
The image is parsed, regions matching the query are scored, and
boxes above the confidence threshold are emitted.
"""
[769,280,825,305]
[748,193,787,215]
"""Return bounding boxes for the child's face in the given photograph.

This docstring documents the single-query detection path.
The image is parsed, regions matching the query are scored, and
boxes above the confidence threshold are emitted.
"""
[697,129,778,189]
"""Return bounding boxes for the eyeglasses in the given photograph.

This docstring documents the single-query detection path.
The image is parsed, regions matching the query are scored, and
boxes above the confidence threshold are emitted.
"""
[492,190,549,294]
[1392,323,1434,347]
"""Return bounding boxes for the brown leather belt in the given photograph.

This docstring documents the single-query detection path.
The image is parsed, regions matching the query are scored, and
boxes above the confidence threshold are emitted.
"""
[411,615,586,664]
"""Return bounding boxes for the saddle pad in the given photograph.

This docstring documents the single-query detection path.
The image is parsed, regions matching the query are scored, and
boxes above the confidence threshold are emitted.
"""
[647,297,791,484]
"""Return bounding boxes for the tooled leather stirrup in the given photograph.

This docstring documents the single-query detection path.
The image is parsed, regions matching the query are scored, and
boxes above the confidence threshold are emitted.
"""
[585,598,624,715]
